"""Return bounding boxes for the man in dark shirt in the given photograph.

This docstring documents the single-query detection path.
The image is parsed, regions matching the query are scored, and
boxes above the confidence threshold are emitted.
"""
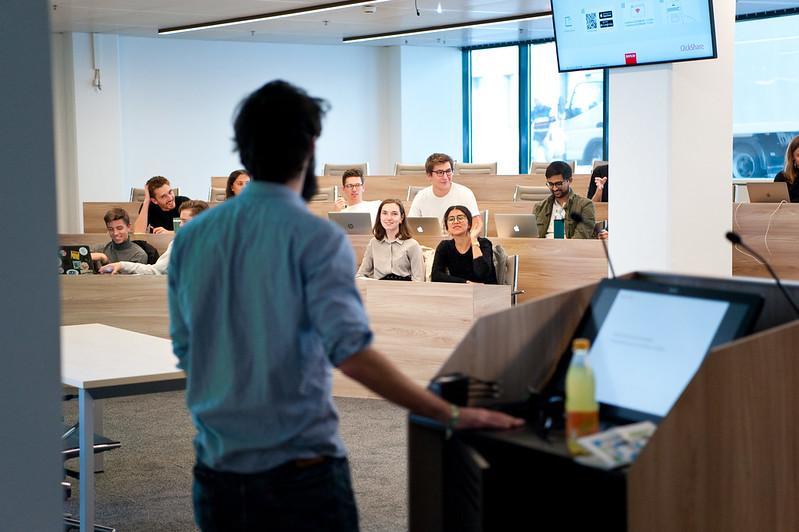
[133,175,190,233]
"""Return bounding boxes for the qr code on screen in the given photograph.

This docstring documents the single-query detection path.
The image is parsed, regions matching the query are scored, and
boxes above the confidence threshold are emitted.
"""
[586,12,598,30]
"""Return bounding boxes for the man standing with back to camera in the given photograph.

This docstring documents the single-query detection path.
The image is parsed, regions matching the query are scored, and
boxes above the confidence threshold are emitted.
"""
[168,80,522,532]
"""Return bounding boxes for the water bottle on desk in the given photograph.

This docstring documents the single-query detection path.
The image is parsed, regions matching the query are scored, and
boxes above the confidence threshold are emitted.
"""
[565,338,599,455]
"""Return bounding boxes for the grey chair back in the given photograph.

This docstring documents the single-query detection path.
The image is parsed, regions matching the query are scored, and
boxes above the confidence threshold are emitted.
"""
[454,162,497,175]
[394,163,426,175]
[513,185,550,202]
[323,163,369,177]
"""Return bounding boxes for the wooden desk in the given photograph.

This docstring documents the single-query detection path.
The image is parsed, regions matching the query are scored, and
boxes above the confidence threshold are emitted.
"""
[60,233,174,256]
[61,324,184,532]
[60,276,510,399]
[306,201,608,237]
[61,276,170,338]
[732,202,799,279]
[314,174,593,203]
[347,235,608,304]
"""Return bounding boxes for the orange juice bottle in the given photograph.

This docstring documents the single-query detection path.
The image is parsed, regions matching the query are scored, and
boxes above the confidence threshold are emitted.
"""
[565,338,599,455]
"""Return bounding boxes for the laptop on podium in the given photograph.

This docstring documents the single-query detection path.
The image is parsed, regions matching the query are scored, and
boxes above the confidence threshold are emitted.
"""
[747,182,790,203]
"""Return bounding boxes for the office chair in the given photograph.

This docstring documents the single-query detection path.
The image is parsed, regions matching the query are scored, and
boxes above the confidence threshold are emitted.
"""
[453,162,497,175]
[513,185,550,202]
[492,246,524,306]
[406,185,425,202]
[311,185,338,202]
[394,163,426,175]
[208,186,226,202]
[61,396,121,532]
[322,163,369,177]
[529,160,576,175]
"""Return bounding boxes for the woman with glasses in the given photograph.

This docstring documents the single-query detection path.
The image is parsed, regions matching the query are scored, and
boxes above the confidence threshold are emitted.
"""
[356,199,425,281]
[431,205,497,284]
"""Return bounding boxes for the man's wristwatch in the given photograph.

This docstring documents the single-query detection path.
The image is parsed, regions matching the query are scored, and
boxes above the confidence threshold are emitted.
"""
[446,403,460,438]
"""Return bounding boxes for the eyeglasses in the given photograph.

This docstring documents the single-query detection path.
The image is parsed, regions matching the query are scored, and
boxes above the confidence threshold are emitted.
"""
[431,169,454,177]
[343,183,363,190]
[446,215,467,223]
[545,181,566,189]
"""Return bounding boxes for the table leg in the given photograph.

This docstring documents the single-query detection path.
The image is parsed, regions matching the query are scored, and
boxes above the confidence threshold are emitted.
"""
[79,388,95,532]
[94,400,104,472]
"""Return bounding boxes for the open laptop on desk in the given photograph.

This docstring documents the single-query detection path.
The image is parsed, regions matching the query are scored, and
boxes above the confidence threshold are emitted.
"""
[494,214,538,238]
[328,212,373,235]
[406,216,443,236]
[747,182,790,203]
[59,245,98,275]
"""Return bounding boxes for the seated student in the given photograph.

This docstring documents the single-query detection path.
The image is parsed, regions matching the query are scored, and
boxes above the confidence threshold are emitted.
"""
[534,161,596,239]
[334,168,382,225]
[100,200,209,275]
[588,164,609,203]
[90,208,148,265]
[225,169,250,199]
[431,205,497,284]
[408,152,482,235]
[774,135,799,203]
[356,199,424,281]
[133,175,190,234]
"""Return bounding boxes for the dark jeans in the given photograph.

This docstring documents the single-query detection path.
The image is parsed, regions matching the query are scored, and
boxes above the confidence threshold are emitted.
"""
[193,456,359,532]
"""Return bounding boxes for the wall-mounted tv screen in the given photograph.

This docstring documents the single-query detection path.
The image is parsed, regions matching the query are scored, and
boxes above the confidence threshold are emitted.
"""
[551,1,717,72]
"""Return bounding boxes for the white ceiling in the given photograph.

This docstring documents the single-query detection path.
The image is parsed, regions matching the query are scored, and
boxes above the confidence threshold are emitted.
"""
[49,0,799,48]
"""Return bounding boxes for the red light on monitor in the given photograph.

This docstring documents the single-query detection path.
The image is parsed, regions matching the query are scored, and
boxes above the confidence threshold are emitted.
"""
[624,52,637,65]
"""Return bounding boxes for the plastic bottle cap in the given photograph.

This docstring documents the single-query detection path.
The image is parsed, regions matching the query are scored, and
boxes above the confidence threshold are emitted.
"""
[572,338,590,351]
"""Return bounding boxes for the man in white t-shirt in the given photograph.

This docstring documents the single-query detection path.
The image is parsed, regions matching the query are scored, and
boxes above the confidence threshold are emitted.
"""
[333,167,381,226]
[408,152,482,235]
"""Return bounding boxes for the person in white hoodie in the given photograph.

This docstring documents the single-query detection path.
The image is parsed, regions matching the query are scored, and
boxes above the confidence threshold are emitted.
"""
[99,200,209,275]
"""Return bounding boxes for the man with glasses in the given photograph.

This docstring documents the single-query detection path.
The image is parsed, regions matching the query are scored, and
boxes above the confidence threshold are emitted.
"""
[409,152,482,234]
[133,175,190,234]
[534,160,595,239]
[333,167,381,225]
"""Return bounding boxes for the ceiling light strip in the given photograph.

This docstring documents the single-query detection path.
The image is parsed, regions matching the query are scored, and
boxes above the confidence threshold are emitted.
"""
[343,11,552,43]
[159,0,390,35]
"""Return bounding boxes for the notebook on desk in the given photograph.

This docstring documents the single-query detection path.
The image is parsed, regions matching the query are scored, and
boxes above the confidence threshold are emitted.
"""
[328,212,373,235]
[747,182,790,203]
[494,214,538,238]
[59,245,97,275]
[406,217,442,236]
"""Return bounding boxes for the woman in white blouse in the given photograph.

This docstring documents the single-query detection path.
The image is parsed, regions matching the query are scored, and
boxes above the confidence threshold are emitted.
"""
[356,199,425,281]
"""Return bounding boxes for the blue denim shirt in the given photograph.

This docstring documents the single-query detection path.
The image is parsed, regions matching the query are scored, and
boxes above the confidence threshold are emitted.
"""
[168,181,373,473]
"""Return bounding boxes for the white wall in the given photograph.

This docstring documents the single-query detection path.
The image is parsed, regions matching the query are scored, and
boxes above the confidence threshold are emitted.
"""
[608,0,735,277]
[51,35,464,227]
[398,46,463,164]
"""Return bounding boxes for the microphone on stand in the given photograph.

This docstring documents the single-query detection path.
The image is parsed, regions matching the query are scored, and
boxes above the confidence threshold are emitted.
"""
[726,231,799,317]
[571,212,615,279]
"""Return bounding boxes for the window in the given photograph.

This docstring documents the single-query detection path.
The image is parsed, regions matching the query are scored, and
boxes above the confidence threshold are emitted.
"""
[529,42,604,172]
[733,14,799,179]
[469,47,519,174]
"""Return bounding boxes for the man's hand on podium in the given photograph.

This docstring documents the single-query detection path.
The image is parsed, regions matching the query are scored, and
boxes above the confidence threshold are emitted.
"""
[456,407,524,430]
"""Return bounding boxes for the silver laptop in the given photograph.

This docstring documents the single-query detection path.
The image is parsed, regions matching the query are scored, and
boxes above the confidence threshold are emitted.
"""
[328,212,373,235]
[747,182,790,203]
[494,214,539,238]
[406,217,443,236]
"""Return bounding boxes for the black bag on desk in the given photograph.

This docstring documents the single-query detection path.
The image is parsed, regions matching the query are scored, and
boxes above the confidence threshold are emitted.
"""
[380,273,412,281]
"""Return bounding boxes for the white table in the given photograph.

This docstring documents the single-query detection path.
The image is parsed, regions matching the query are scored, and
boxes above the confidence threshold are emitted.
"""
[61,324,185,532]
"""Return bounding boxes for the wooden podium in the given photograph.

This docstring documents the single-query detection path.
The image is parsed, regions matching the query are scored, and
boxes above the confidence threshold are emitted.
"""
[409,272,799,532]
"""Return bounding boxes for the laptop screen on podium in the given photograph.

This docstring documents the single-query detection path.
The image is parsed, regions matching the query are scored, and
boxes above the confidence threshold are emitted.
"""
[568,279,763,423]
